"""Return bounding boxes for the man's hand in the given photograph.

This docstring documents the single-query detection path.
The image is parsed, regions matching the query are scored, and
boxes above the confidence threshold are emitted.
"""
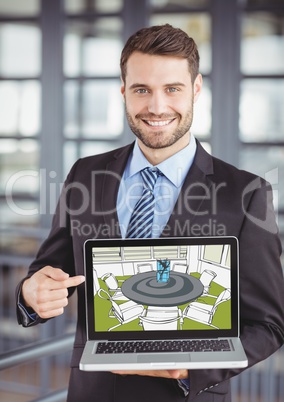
[22,266,85,319]
[112,369,188,380]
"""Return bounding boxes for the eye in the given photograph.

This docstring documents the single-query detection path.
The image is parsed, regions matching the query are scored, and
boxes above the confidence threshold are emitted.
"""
[135,88,149,94]
[167,87,179,93]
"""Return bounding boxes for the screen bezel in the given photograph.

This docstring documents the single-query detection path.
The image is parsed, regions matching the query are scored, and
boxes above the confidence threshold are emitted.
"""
[84,236,239,341]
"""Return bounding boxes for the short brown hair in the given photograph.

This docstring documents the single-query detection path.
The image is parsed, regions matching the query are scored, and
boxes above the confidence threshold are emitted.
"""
[120,24,200,83]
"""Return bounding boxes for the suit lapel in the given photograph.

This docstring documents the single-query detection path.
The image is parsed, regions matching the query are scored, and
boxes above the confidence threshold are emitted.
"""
[101,143,134,238]
[161,141,215,237]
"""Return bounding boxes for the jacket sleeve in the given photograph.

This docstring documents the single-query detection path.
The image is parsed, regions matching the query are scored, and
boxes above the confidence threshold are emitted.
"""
[188,179,284,399]
[16,160,81,327]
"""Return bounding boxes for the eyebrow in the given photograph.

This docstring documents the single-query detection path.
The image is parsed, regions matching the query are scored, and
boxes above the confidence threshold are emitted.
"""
[129,82,186,90]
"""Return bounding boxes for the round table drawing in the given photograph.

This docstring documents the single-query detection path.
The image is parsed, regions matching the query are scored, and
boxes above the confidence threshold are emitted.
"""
[121,271,204,307]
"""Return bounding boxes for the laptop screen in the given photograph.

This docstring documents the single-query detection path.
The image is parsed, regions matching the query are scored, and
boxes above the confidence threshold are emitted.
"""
[84,237,239,341]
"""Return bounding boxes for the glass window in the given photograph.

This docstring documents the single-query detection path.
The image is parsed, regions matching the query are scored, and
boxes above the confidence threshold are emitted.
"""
[239,146,284,211]
[179,246,188,259]
[150,13,211,74]
[200,141,211,154]
[82,36,122,77]
[64,0,123,14]
[0,231,40,256]
[278,215,284,267]
[64,79,123,139]
[0,0,39,16]
[278,215,284,234]
[191,78,211,138]
[244,0,284,6]
[124,247,151,261]
[82,80,123,138]
[92,247,122,262]
[0,81,41,136]
[0,23,41,77]
[154,246,178,259]
[63,141,115,177]
[203,245,223,264]
[241,13,284,74]
[80,141,115,157]
[64,81,80,139]
[0,200,39,227]
[150,0,210,9]
[225,246,231,267]
[63,141,77,177]
[239,79,284,142]
[0,139,39,195]
[64,19,123,77]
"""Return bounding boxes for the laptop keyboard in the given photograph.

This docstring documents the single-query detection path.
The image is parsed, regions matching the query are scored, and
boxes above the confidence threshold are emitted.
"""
[96,339,232,354]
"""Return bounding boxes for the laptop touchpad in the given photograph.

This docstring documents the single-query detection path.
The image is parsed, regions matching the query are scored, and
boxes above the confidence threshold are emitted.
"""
[138,354,191,363]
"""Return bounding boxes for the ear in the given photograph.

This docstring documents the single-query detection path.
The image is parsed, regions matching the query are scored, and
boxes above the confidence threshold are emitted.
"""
[120,77,125,102]
[193,73,203,103]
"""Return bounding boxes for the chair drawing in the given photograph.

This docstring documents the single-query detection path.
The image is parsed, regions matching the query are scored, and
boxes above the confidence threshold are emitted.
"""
[199,269,217,296]
[101,272,128,300]
[139,306,183,331]
[183,288,231,329]
[137,263,153,274]
[171,263,188,274]
[98,289,144,331]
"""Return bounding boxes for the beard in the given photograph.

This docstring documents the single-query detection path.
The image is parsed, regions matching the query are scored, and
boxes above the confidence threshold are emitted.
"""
[125,103,194,150]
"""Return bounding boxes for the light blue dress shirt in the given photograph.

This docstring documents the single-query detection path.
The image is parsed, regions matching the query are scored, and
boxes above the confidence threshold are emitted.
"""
[117,137,196,394]
[117,135,197,238]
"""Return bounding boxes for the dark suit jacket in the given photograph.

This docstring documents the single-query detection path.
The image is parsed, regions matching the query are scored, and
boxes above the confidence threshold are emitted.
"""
[17,141,284,401]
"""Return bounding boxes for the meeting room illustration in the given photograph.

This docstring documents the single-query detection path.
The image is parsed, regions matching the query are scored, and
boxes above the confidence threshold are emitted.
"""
[92,244,232,332]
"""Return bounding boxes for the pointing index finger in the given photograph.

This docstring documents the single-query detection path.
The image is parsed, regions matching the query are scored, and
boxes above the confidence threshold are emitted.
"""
[64,275,85,289]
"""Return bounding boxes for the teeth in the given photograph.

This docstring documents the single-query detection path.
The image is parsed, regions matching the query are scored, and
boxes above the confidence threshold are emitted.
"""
[146,120,172,127]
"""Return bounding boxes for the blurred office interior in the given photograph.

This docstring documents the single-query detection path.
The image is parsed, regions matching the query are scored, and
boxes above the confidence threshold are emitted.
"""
[0,0,283,401]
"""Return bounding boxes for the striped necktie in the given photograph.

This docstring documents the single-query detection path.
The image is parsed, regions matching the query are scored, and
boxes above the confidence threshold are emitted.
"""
[126,167,161,238]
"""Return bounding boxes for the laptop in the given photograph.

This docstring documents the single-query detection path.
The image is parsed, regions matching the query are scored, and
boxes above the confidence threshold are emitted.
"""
[80,236,248,371]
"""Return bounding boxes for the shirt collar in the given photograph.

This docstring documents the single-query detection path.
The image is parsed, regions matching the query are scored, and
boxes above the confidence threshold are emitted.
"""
[126,135,197,188]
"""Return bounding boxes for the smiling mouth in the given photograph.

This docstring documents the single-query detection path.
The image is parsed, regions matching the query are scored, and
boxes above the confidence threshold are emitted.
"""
[143,119,175,127]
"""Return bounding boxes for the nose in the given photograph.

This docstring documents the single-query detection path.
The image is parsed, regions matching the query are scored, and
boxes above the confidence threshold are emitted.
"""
[147,91,168,116]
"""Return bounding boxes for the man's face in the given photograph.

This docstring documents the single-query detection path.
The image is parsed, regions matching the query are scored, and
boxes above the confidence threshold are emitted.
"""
[121,51,202,151]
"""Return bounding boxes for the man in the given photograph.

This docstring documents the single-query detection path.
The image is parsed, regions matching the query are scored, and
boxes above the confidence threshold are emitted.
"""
[16,24,284,402]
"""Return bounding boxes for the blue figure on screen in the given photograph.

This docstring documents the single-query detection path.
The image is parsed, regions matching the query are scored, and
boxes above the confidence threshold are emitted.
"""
[157,259,170,283]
